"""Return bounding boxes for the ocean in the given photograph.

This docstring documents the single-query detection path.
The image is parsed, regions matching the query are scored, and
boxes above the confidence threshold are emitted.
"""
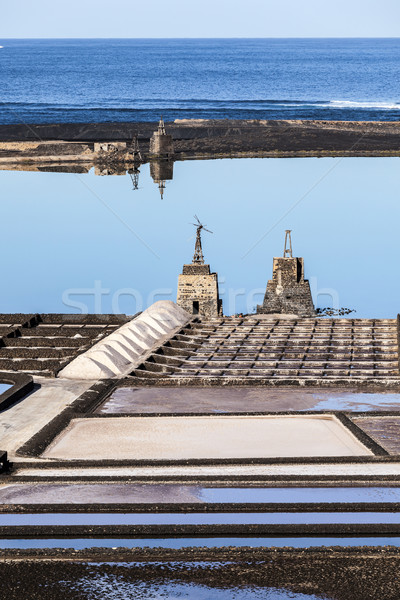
[0,38,400,124]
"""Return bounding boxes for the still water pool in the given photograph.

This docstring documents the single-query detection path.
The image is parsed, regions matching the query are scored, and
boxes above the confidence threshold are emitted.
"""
[1,157,400,316]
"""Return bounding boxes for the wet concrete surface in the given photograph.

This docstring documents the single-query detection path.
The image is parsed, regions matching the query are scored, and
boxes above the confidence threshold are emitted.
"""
[2,547,400,600]
[0,483,204,504]
[99,387,400,414]
[0,377,93,458]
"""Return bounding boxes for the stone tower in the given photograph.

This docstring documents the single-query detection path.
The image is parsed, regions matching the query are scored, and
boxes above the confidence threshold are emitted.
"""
[149,117,174,158]
[177,218,223,318]
[257,231,315,317]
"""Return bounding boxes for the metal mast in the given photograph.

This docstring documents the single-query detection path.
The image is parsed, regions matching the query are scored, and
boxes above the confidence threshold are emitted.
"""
[191,215,213,264]
[283,230,293,258]
[158,116,166,135]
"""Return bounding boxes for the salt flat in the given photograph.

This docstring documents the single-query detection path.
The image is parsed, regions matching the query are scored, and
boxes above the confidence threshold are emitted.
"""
[42,414,372,460]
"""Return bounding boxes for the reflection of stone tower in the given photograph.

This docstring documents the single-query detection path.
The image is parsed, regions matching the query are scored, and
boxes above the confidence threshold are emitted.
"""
[257,231,315,317]
[149,117,174,158]
[177,218,223,318]
[150,159,174,199]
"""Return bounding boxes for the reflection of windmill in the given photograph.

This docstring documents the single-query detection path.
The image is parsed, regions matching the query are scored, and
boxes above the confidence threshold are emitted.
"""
[128,167,140,191]
[191,215,213,264]
[128,134,143,191]
[129,134,143,162]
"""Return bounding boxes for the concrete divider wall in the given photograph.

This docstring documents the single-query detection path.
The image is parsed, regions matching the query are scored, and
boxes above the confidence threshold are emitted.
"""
[58,301,192,380]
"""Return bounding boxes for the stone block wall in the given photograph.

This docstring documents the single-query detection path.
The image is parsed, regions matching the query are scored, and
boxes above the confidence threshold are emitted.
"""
[257,256,315,317]
[177,264,223,318]
[149,132,174,157]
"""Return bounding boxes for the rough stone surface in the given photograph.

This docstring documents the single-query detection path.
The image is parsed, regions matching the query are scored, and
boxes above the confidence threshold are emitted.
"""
[353,416,400,455]
[177,263,223,318]
[258,256,315,317]
[0,313,127,377]
[131,316,399,383]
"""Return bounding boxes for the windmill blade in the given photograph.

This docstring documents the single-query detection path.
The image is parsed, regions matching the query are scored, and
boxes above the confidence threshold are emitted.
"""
[194,214,201,224]
[203,227,213,234]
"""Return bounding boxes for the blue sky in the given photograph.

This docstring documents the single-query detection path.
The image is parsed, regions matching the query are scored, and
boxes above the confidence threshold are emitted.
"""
[1,157,400,318]
[2,0,400,38]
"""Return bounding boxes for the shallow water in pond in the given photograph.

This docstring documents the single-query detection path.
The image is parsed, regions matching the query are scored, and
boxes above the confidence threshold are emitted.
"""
[1,512,400,526]
[2,157,400,317]
[0,383,11,394]
[3,484,400,505]
[310,393,400,412]
[200,486,400,503]
[100,387,400,414]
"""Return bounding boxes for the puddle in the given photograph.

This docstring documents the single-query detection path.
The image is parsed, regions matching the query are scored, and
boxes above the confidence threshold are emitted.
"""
[1,512,400,526]
[310,393,400,412]
[200,487,400,504]
[0,384,12,395]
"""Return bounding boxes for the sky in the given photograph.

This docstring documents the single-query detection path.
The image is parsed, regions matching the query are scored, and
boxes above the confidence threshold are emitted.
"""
[1,157,400,318]
[2,0,400,38]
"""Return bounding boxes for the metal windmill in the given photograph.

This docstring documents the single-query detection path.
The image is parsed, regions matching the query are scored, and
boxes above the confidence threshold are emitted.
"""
[129,134,143,162]
[191,215,213,264]
[128,167,140,191]
[128,134,143,191]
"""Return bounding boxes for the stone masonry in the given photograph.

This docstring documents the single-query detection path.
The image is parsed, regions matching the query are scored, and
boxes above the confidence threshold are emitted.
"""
[257,232,315,317]
[149,118,174,158]
[177,263,223,318]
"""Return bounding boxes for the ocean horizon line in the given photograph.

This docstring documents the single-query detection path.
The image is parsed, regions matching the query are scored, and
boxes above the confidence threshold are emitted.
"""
[1,36,400,41]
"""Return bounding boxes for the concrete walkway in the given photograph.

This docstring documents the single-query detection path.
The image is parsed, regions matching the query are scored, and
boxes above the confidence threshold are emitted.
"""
[0,377,94,458]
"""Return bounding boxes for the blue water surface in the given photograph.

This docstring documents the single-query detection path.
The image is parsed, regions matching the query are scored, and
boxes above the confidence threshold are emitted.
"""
[1,38,400,123]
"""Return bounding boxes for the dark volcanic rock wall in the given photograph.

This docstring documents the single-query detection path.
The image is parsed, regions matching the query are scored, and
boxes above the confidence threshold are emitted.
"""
[1,120,400,155]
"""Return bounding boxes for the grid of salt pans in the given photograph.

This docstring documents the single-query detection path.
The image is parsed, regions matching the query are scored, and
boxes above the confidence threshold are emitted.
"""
[134,317,399,380]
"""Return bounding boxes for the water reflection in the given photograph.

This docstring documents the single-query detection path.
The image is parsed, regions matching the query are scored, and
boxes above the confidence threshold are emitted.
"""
[149,159,174,199]
[2,512,400,526]
[1,157,400,316]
